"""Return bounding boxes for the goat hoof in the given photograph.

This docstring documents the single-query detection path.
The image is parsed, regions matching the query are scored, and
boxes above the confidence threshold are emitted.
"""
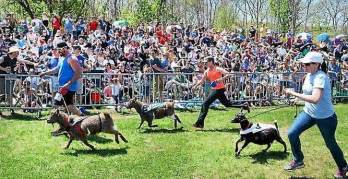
[51,132,57,136]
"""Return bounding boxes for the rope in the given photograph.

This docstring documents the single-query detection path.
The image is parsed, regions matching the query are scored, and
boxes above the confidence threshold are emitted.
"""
[56,92,71,115]
[247,105,291,119]
[247,96,294,119]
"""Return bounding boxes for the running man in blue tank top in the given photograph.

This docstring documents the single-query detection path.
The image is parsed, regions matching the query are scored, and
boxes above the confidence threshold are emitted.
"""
[40,42,82,115]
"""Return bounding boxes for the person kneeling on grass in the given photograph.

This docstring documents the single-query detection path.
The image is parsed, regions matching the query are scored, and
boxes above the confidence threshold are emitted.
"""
[284,52,347,178]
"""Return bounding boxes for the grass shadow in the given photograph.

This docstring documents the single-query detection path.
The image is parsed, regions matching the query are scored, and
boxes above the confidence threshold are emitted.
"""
[288,176,315,179]
[84,111,101,116]
[247,150,289,164]
[63,146,129,157]
[210,107,229,111]
[0,112,43,121]
[197,128,240,133]
[87,135,114,144]
[119,111,132,115]
[175,108,197,113]
[140,127,188,134]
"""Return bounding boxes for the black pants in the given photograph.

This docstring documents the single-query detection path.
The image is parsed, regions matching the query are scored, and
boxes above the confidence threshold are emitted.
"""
[195,88,236,127]
[54,91,76,106]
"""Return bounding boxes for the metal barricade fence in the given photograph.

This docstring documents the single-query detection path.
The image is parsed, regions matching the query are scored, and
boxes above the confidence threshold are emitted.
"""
[329,72,348,102]
[1,72,347,113]
[0,74,52,113]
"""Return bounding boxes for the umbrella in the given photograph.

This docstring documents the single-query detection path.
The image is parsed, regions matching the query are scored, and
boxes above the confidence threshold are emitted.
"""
[317,33,330,42]
[112,20,129,27]
[297,32,312,40]
[336,34,348,40]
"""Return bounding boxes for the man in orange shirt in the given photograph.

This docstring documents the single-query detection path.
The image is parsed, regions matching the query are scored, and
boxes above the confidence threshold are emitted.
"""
[192,57,237,129]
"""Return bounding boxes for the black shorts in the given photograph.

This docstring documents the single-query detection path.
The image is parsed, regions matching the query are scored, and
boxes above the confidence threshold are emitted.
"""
[55,91,76,106]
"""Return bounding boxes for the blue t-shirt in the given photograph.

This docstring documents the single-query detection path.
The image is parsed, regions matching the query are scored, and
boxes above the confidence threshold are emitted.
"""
[302,70,334,119]
[151,58,162,73]
[47,57,59,69]
[64,19,73,33]
[76,22,85,32]
[161,58,169,69]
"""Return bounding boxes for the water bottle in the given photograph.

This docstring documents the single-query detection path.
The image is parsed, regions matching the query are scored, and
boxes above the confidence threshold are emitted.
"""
[210,81,217,88]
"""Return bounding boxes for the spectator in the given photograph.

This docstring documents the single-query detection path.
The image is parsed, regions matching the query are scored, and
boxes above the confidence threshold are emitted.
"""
[51,14,61,37]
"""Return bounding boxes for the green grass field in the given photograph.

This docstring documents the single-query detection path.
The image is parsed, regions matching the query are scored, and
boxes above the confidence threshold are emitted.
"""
[1,104,347,179]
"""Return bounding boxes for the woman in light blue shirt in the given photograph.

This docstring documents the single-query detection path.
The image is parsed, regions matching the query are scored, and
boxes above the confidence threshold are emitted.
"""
[284,52,347,178]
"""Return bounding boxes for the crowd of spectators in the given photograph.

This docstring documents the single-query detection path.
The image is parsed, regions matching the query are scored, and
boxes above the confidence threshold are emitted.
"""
[1,13,348,110]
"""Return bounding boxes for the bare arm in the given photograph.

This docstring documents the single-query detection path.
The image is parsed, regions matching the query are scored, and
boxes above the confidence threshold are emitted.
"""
[17,58,38,67]
[40,66,59,77]
[152,64,166,72]
[193,70,208,88]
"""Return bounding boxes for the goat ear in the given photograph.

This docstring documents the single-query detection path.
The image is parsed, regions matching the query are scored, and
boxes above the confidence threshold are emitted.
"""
[242,102,250,113]
[54,108,59,114]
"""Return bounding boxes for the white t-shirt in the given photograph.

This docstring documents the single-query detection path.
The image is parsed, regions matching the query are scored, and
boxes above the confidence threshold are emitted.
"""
[111,83,122,96]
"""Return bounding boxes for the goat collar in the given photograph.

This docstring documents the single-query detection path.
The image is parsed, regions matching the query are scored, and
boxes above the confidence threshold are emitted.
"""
[63,116,70,128]
[240,123,276,135]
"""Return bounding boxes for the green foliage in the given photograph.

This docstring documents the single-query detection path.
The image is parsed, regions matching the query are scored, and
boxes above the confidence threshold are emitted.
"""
[119,9,139,27]
[119,0,178,27]
[0,0,88,20]
[269,0,290,32]
[213,5,236,31]
[50,0,88,18]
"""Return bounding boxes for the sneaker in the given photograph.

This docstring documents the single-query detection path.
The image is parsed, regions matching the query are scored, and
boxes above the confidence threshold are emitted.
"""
[284,160,305,171]
[334,166,348,178]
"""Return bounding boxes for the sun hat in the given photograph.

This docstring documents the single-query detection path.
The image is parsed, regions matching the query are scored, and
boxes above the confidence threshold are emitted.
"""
[8,46,19,54]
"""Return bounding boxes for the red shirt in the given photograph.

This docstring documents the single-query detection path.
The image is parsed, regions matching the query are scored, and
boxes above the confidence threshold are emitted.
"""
[89,20,98,31]
[103,86,112,97]
[52,17,61,30]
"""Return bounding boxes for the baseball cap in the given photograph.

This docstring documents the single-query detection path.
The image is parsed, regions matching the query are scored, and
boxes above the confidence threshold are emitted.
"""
[299,52,323,64]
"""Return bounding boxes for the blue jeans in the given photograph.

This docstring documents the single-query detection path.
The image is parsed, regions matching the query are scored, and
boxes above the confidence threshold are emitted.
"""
[288,112,347,170]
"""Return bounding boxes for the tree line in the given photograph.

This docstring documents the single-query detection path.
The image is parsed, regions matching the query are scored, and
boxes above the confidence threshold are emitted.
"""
[1,0,348,34]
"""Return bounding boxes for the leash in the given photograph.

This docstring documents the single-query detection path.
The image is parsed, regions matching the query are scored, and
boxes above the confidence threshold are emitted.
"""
[247,96,297,119]
[55,92,71,115]
[247,105,291,119]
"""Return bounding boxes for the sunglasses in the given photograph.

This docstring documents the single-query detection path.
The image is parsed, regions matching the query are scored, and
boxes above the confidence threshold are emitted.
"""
[57,47,67,51]
[303,62,316,66]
